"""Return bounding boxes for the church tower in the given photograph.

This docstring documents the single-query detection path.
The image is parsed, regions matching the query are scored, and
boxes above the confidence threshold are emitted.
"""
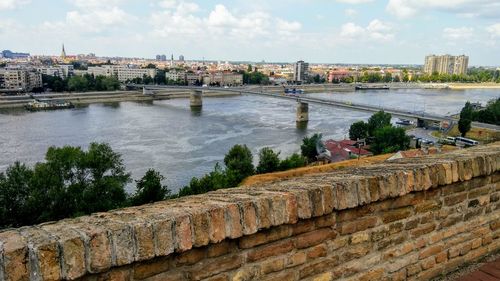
[61,44,67,59]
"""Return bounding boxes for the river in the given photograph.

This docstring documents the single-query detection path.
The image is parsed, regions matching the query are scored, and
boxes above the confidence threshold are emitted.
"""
[0,88,498,192]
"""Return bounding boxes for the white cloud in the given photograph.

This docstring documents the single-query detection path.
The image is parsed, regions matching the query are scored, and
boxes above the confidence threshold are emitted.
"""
[0,0,30,10]
[443,27,474,40]
[340,22,365,38]
[41,0,134,34]
[336,0,374,4]
[151,2,301,40]
[344,8,358,17]
[487,23,500,38]
[340,19,395,42]
[386,0,500,19]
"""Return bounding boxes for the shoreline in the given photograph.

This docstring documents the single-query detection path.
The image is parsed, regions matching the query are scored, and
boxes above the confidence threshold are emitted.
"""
[0,90,241,110]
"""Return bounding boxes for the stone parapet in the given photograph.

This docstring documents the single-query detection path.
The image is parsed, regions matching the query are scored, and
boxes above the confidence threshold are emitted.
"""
[0,143,499,280]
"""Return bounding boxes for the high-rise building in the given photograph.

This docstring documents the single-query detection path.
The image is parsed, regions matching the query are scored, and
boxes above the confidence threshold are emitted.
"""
[293,60,309,83]
[179,55,185,62]
[424,55,469,75]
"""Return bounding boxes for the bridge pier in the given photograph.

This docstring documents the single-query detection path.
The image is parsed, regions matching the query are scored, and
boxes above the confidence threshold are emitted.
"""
[190,90,203,108]
[296,102,309,124]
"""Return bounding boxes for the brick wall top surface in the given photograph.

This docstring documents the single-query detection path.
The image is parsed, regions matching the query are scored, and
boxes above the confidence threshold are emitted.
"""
[1,143,499,280]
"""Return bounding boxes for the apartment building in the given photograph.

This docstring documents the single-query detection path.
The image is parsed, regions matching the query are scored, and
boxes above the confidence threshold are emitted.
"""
[165,71,186,83]
[0,68,42,92]
[293,60,309,83]
[202,72,243,86]
[37,64,74,79]
[424,55,469,75]
[84,65,157,82]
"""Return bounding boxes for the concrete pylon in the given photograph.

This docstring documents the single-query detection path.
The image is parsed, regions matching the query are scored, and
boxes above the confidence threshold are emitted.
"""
[190,90,203,108]
[296,101,309,123]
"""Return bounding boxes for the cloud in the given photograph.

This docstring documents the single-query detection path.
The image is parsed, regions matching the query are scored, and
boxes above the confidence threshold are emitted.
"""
[443,27,474,40]
[336,0,374,4]
[345,8,358,17]
[340,19,395,42]
[41,0,134,34]
[486,23,500,38]
[0,0,30,10]
[151,2,301,40]
[386,0,500,19]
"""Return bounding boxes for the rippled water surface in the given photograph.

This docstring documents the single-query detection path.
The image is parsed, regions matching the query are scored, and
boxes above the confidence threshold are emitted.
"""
[1,88,498,192]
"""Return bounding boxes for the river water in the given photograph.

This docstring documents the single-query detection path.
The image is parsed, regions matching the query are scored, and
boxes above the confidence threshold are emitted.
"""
[0,88,498,192]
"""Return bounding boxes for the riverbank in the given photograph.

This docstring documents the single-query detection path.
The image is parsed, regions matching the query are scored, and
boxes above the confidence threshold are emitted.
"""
[0,90,240,109]
[448,83,500,89]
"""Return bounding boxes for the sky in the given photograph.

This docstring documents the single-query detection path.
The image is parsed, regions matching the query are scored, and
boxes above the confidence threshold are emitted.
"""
[1,0,500,65]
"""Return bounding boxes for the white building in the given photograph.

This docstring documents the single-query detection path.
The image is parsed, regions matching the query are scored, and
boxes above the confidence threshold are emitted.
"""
[165,71,186,83]
[424,55,469,75]
[37,64,74,79]
[84,65,157,82]
[293,60,309,83]
[203,72,243,86]
[0,68,42,92]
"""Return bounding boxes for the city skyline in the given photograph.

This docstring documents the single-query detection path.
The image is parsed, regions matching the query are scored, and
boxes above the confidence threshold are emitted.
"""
[1,0,500,65]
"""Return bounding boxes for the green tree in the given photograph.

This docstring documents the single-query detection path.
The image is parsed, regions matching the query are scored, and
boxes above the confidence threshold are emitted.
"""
[67,75,89,92]
[130,169,170,205]
[349,121,369,140]
[278,153,307,171]
[370,126,410,155]
[301,133,322,163]
[0,162,34,228]
[368,111,392,136]
[256,148,281,174]
[224,144,255,186]
[459,102,473,137]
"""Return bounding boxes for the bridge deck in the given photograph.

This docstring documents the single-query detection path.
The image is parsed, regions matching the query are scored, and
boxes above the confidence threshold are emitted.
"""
[138,85,499,131]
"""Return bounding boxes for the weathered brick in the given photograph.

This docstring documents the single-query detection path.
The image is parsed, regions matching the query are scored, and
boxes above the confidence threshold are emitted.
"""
[435,251,447,264]
[240,201,258,235]
[247,240,294,262]
[239,225,291,249]
[419,245,443,259]
[175,248,205,266]
[225,203,243,239]
[420,256,436,270]
[175,215,193,252]
[295,228,336,249]
[340,217,378,235]
[190,254,243,280]
[357,268,384,281]
[299,257,339,278]
[261,258,285,274]
[133,257,170,280]
[286,251,307,268]
[207,241,236,258]
[351,232,370,244]
[444,193,467,206]
[189,211,210,247]
[314,213,336,228]
[306,244,328,259]
[381,207,412,223]
[0,230,29,281]
[335,181,359,210]
[411,223,436,238]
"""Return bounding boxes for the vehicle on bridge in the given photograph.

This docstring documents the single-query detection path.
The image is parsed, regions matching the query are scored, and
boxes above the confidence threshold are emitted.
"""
[284,88,304,96]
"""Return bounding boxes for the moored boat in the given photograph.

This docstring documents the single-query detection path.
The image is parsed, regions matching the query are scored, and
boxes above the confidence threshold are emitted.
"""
[25,99,75,111]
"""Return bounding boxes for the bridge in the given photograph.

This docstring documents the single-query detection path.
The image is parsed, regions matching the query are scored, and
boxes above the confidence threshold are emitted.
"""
[134,85,499,131]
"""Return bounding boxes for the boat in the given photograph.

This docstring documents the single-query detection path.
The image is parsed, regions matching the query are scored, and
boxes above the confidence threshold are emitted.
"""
[355,85,390,90]
[25,99,75,111]
[396,118,414,126]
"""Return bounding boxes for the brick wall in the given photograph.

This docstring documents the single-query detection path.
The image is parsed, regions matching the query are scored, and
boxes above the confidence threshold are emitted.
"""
[1,143,499,281]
